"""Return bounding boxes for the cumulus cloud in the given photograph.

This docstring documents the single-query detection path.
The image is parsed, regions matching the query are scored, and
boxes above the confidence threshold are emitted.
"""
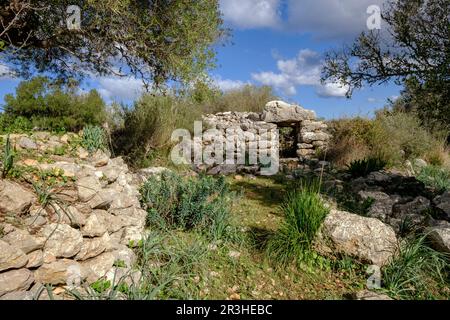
[96,76,146,102]
[0,64,16,80]
[220,0,281,29]
[316,82,349,98]
[213,77,248,92]
[287,0,386,39]
[252,49,348,98]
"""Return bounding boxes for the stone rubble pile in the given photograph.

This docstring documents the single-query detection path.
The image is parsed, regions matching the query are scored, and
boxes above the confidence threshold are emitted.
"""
[0,133,149,300]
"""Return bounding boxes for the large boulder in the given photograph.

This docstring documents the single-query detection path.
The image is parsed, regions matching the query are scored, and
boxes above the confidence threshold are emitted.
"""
[34,259,85,286]
[427,224,450,253]
[2,229,45,254]
[318,209,398,266]
[434,191,450,220]
[0,180,35,215]
[261,101,316,124]
[0,240,28,272]
[39,223,83,258]
[0,269,34,297]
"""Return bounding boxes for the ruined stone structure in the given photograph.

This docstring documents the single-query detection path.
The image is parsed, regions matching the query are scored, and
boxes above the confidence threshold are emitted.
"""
[200,100,331,175]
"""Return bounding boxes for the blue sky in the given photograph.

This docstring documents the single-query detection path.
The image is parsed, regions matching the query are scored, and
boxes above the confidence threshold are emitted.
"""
[0,0,401,119]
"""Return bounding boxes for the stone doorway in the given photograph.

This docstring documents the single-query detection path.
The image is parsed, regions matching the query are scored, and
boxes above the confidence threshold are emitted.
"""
[278,125,298,158]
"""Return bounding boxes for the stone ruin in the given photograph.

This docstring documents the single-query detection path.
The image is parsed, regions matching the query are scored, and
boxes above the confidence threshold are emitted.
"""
[199,100,331,175]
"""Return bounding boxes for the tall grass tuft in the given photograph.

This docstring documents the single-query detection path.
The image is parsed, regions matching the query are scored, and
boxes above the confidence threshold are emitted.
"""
[1,134,15,178]
[382,234,450,300]
[416,165,450,193]
[266,181,329,267]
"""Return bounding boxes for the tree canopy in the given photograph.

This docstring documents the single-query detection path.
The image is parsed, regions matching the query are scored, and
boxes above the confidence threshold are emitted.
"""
[0,0,225,88]
[322,0,449,130]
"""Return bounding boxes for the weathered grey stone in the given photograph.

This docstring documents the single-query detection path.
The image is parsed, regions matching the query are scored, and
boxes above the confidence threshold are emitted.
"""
[91,150,110,167]
[434,191,450,219]
[262,100,316,123]
[40,223,83,258]
[353,290,393,300]
[393,196,430,218]
[75,233,111,261]
[0,290,34,300]
[81,213,107,237]
[319,209,397,266]
[34,260,84,286]
[358,191,395,221]
[18,137,37,150]
[112,245,137,268]
[82,252,116,283]
[0,240,28,272]
[0,180,35,214]
[0,269,34,297]
[76,176,102,202]
[301,132,330,143]
[26,250,44,268]
[2,229,45,254]
[427,225,450,253]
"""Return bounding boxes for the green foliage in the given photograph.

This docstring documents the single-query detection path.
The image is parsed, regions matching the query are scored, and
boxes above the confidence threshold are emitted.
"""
[382,235,450,300]
[113,94,201,166]
[201,85,278,114]
[1,134,15,178]
[1,1,225,88]
[327,112,446,167]
[140,172,232,238]
[416,165,450,193]
[1,77,107,132]
[82,125,108,153]
[347,157,387,178]
[266,181,329,267]
[90,280,112,294]
[322,0,449,130]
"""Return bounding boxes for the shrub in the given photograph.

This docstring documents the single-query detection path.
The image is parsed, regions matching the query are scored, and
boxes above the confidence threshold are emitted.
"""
[416,165,450,193]
[266,181,329,267]
[201,85,278,114]
[1,76,107,132]
[112,94,201,167]
[382,235,449,300]
[82,125,108,153]
[347,156,387,178]
[327,112,446,168]
[140,171,232,238]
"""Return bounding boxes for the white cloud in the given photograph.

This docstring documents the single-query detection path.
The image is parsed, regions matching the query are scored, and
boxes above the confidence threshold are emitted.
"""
[316,82,349,98]
[252,49,348,98]
[287,0,386,39]
[368,97,377,103]
[220,0,281,29]
[0,64,16,80]
[96,76,146,102]
[214,77,248,92]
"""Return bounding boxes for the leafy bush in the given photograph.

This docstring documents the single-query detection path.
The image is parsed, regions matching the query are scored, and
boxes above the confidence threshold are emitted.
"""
[382,235,449,300]
[347,157,387,178]
[416,165,450,193]
[1,76,107,132]
[112,94,201,167]
[140,171,232,238]
[201,85,278,114]
[266,181,329,267]
[82,125,108,153]
[327,112,446,168]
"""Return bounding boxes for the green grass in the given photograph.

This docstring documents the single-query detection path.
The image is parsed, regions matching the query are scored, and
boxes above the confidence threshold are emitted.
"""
[1,134,15,178]
[265,180,330,268]
[381,234,450,300]
[416,165,450,193]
